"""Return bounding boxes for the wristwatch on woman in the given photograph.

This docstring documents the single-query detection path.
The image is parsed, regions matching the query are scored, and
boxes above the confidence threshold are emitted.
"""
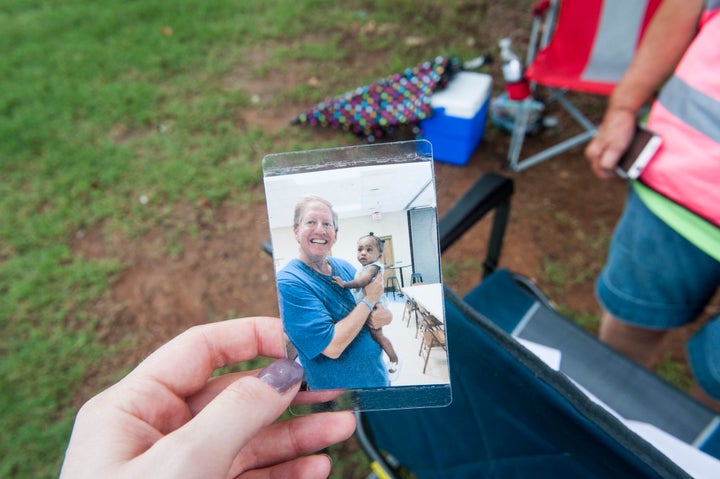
[360,299,375,311]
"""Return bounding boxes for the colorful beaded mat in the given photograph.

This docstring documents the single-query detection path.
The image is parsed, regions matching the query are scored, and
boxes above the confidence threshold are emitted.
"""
[292,56,462,141]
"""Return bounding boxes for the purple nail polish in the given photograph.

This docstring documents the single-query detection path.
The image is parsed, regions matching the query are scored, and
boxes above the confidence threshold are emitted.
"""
[258,358,304,393]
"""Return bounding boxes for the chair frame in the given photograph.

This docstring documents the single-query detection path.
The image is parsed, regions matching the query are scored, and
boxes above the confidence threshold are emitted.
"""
[417,311,446,374]
[508,89,598,172]
[507,0,660,172]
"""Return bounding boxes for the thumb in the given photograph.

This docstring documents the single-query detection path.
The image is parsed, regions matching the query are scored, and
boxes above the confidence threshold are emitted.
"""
[142,359,304,477]
[599,147,622,171]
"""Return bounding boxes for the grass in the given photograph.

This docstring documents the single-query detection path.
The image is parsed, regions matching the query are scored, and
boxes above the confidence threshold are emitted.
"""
[0,0,501,476]
[536,215,693,391]
[538,212,611,333]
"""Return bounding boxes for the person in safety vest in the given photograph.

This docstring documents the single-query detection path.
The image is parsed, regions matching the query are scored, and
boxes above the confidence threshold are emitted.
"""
[585,0,720,411]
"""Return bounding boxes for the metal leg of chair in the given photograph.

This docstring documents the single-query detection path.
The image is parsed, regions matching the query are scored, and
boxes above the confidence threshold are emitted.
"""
[422,346,431,374]
[508,87,599,172]
[507,98,533,171]
[557,93,597,131]
[403,300,413,327]
[483,198,510,278]
[419,332,431,358]
[513,130,597,172]
[417,312,427,347]
[421,333,435,374]
[354,412,401,479]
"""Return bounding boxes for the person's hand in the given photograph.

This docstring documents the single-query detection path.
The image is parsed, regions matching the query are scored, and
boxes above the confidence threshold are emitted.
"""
[367,303,392,329]
[59,317,356,479]
[363,272,385,304]
[332,275,346,288]
[585,107,637,180]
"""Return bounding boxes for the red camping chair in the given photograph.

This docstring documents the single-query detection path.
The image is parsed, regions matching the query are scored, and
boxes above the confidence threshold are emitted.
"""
[507,0,661,171]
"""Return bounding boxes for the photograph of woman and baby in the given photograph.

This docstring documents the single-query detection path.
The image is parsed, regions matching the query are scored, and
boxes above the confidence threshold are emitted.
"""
[277,198,397,390]
[263,147,451,395]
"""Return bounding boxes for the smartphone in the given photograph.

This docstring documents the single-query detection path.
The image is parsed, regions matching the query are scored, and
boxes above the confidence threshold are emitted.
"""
[615,126,663,179]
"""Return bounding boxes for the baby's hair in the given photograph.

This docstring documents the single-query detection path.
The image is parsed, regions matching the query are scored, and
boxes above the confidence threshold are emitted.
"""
[361,232,384,253]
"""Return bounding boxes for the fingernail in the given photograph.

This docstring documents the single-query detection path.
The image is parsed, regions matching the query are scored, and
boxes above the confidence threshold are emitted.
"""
[258,358,304,393]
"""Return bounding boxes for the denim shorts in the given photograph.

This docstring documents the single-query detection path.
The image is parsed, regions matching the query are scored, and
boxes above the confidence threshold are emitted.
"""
[596,187,720,396]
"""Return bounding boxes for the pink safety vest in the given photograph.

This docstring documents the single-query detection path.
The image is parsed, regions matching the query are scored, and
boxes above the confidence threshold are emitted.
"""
[642,4,720,228]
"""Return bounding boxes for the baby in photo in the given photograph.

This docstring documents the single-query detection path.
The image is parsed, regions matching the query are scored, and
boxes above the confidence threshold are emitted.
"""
[333,233,400,379]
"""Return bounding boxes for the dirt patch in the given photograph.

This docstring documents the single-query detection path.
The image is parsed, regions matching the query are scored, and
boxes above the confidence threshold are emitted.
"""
[71,192,279,390]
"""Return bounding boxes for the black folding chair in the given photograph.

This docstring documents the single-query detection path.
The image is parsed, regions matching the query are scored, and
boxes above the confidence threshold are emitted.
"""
[357,172,720,478]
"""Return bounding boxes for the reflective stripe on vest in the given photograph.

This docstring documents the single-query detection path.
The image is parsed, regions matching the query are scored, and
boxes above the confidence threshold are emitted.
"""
[582,0,659,84]
[642,7,720,228]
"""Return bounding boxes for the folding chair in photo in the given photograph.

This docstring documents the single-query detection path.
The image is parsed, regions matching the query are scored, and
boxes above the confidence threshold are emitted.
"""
[507,0,661,171]
[357,172,720,478]
[417,310,446,375]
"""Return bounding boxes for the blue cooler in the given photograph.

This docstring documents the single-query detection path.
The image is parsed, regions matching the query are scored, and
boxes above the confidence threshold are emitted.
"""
[420,72,492,166]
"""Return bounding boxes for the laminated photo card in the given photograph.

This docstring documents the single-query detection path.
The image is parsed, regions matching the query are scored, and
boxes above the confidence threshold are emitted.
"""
[262,140,451,412]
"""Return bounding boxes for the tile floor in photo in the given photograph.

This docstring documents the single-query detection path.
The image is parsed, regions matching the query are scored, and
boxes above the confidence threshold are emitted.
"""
[379,294,450,386]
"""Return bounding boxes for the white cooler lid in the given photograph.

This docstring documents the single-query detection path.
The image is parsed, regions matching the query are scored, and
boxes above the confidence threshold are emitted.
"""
[430,72,492,119]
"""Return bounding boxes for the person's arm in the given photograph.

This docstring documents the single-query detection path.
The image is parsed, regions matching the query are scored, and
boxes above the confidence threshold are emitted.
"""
[585,0,703,179]
[323,272,385,359]
[333,264,379,289]
[367,302,393,329]
[59,317,355,479]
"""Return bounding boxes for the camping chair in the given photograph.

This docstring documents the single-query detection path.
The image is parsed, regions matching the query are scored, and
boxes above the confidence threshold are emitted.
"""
[357,172,720,478]
[417,309,447,374]
[507,0,662,171]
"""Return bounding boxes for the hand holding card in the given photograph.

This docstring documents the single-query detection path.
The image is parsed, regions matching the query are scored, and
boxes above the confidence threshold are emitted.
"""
[615,125,663,180]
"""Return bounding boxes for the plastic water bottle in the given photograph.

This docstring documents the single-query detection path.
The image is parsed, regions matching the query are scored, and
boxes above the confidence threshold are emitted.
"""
[499,37,531,100]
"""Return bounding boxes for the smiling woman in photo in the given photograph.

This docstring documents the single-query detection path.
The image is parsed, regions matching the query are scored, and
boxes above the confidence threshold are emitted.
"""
[277,196,392,390]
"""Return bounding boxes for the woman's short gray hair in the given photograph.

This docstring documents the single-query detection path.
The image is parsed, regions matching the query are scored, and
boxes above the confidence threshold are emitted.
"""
[293,196,339,232]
